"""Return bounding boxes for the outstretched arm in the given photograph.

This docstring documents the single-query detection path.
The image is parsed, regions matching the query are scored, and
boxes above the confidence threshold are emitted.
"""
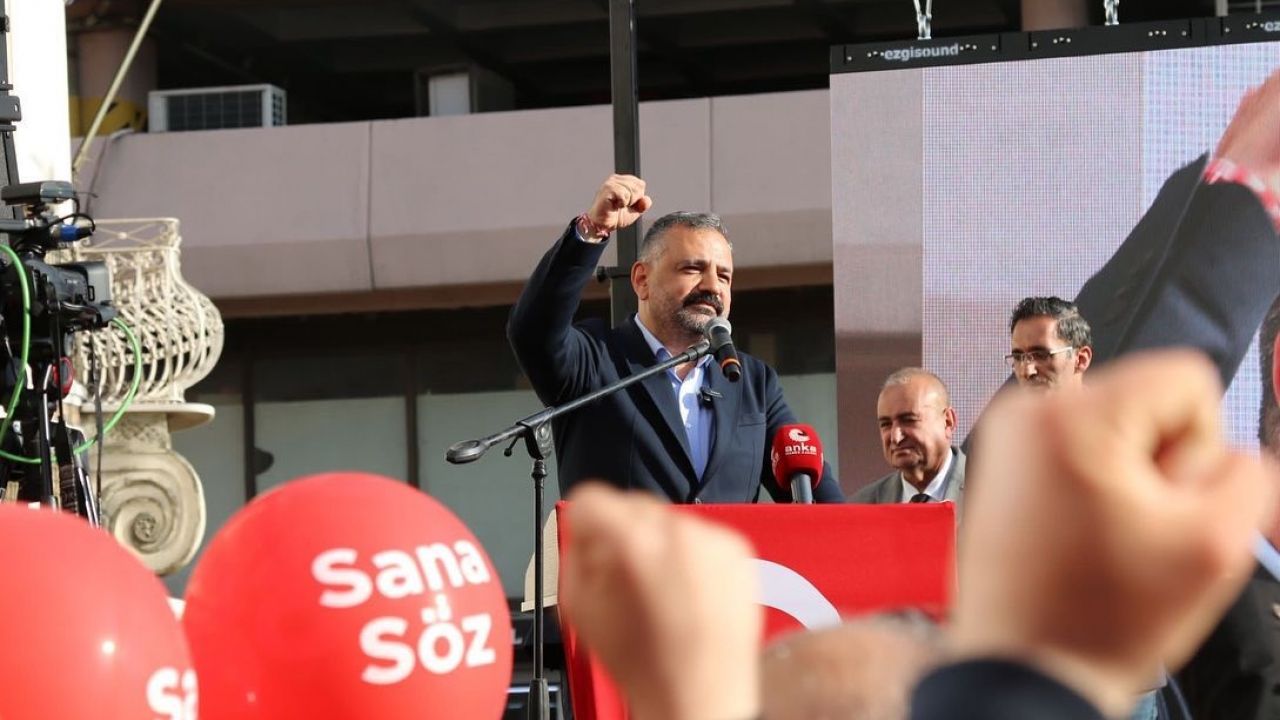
[507,175,653,405]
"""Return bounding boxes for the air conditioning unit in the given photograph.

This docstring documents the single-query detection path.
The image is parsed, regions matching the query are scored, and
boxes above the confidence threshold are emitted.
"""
[148,84,286,132]
[413,67,514,117]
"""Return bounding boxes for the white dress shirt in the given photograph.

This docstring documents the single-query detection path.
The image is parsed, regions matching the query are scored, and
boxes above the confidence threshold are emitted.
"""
[898,447,955,503]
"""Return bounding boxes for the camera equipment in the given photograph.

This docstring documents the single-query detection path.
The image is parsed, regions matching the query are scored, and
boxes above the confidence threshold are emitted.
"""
[0,3,118,523]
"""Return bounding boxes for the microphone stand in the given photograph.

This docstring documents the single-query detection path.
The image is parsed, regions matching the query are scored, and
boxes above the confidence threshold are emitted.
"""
[445,338,711,720]
[790,475,815,504]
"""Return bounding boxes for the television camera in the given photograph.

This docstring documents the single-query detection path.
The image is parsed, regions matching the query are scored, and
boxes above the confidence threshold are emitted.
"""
[0,178,117,523]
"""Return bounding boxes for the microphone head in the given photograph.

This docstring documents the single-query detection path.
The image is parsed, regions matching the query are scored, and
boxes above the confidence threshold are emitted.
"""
[445,439,489,464]
[703,317,733,347]
[703,317,741,382]
[770,424,824,491]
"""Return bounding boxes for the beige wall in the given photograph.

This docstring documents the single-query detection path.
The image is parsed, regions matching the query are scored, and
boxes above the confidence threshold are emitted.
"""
[75,90,835,301]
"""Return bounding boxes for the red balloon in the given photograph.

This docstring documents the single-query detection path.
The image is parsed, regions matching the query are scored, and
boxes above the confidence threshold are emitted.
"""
[0,505,196,720]
[185,472,513,720]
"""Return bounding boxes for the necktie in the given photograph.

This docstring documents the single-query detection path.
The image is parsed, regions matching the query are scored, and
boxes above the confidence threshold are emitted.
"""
[909,493,931,503]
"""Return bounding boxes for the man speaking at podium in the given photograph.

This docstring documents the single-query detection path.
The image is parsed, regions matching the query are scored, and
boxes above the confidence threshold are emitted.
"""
[508,175,844,504]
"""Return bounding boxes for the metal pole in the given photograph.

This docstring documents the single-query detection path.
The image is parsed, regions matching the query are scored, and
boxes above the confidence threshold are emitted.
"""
[608,0,640,328]
[527,458,550,720]
[70,0,166,179]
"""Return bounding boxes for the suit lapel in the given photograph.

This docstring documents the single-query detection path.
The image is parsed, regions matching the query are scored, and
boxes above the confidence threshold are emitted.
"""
[617,320,697,477]
[880,475,904,504]
[697,362,741,492]
[943,447,966,503]
[944,447,966,521]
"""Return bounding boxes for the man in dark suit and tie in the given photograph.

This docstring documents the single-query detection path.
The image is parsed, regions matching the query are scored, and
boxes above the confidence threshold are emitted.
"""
[508,175,843,503]
[853,368,965,505]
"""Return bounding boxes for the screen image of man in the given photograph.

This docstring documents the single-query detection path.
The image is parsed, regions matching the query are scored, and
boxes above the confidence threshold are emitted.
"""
[853,368,964,505]
[1175,294,1280,720]
[508,175,843,503]
[1007,296,1094,392]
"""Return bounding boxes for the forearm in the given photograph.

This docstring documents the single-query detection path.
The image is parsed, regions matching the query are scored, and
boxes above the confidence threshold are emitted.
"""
[1075,156,1280,387]
[507,222,609,397]
[1098,181,1278,385]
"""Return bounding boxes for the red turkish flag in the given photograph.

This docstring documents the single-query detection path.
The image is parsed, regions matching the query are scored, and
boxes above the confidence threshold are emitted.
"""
[557,502,956,720]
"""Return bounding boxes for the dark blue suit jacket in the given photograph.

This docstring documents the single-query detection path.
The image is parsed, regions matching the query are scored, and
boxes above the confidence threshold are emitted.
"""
[508,223,844,503]
[912,660,1105,720]
[1177,565,1280,720]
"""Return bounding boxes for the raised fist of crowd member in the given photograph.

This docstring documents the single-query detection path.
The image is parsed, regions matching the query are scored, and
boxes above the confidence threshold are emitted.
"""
[559,485,762,720]
[952,351,1279,718]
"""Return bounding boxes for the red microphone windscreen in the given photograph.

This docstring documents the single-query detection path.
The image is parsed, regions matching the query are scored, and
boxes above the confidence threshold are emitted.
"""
[770,424,824,490]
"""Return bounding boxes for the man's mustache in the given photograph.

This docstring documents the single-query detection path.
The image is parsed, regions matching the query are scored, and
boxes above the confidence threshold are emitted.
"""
[681,292,723,314]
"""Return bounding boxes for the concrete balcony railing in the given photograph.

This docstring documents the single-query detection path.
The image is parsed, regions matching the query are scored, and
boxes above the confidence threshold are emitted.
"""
[73,90,836,310]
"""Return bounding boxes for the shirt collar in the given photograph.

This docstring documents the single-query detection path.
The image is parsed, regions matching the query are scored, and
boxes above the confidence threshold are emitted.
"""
[634,314,712,367]
[900,446,955,502]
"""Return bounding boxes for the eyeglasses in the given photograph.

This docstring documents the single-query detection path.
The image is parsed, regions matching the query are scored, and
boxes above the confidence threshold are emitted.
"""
[1004,346,1074,368]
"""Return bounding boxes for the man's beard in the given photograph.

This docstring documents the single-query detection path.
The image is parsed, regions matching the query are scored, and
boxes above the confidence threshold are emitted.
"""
[673,290,724,335]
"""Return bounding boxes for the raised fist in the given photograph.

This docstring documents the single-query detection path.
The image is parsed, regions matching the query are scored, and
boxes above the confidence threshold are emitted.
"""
[584,174,653,237]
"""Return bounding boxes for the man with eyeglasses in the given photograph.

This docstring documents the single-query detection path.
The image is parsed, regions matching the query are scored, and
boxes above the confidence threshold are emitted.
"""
[1007,295,1171,720]
[1006,296,1094,393]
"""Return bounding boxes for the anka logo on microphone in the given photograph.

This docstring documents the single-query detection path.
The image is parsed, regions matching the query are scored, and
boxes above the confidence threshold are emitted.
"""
[781,429,819,458]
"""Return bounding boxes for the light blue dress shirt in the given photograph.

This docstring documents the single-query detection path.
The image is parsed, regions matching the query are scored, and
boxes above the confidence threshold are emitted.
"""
[634,315,715,479]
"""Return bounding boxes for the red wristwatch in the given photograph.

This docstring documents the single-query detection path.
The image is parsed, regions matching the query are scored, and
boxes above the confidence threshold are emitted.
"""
[576,213,611,241]
[1204,157,1280,233]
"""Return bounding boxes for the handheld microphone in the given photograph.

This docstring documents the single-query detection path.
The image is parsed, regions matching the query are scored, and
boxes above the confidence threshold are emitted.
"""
[703,317,742,383]
[770,424,823,504]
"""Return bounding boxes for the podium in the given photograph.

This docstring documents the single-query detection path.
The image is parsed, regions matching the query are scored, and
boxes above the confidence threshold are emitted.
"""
[555,502,957,720]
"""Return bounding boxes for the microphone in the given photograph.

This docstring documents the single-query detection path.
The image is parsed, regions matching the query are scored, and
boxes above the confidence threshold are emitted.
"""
[445,439,490,464]
[703,317,742,383]
[770,424,824,504]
